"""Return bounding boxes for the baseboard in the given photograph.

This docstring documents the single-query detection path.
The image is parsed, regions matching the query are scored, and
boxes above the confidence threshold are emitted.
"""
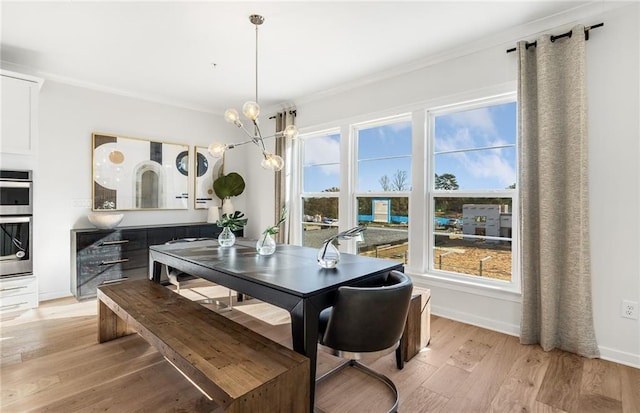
[432,305,640,368]
[598,346,640,369]
[39,290,73,302]
[431,304,520,337]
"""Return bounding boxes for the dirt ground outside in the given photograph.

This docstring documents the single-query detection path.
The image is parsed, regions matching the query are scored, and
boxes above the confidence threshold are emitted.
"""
[303,226,512,282]
[359,240,512,282]
[432,236,512,281]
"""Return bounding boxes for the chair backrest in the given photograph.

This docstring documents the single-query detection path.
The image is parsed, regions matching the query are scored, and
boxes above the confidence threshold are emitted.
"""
[320,270,413,353]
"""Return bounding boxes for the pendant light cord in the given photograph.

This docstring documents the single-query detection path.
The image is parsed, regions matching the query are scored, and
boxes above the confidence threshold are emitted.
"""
[255,21,259,106]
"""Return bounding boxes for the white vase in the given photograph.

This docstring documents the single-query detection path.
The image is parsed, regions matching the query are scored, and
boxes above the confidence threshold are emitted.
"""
[221,198,235,216]
[206,207,220,223]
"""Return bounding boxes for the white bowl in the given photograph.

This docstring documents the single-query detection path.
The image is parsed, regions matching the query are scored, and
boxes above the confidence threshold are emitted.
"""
[88,212,124,229]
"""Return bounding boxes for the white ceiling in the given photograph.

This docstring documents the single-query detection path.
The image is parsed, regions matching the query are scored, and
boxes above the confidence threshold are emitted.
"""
[1,1,595,114]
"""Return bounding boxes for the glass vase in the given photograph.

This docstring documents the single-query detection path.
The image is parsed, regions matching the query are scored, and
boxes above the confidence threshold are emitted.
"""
[218,227,236,247]
[256,233,277,256]
[317,240,340,268]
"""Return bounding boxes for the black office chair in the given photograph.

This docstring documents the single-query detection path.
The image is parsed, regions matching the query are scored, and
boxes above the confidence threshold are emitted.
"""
[316,270,413,413]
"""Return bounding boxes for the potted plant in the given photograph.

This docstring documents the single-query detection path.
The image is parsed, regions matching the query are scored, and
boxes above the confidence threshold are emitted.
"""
[213,172,245,215]
[216,211,248,247]
[257,207,287,255]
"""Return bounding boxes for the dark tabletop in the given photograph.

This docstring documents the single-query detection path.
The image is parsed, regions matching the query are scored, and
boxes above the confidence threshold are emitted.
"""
[149,239,402,298]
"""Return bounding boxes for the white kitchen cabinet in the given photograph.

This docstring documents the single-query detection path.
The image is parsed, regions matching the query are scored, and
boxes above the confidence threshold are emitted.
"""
[0,70,43,155]
[0,275,38,314]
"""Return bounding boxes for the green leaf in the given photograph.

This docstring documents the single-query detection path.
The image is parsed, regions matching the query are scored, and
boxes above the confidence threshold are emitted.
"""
[216,211,248,231]
[213,172,246,199]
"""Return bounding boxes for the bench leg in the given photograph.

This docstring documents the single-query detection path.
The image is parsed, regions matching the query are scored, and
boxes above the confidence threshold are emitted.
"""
[98,299,133,343]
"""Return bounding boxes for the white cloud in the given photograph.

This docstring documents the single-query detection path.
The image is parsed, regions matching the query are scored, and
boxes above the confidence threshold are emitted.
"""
[454,149,515,187]
[304,136,340,175]
[447,107,496,134]
[435,128,474,152]
[436,111,510,152]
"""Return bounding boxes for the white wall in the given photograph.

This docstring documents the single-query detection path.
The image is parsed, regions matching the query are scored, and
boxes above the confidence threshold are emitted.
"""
[587,4,640,367]
[31,80,247,301]
[248,4,640,366]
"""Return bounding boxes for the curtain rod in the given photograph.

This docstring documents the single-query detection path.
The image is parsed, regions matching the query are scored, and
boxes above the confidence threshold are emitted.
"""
[268,109,297,120]
[506,22,604,53]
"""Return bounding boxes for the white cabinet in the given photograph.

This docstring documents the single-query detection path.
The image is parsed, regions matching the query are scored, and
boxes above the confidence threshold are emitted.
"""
[0,275,38,314]
[0,70,43,155]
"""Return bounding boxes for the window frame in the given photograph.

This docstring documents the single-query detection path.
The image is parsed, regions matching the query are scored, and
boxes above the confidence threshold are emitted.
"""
[352,115,412,257]
[426,93,519,293]
[296,128,342,247]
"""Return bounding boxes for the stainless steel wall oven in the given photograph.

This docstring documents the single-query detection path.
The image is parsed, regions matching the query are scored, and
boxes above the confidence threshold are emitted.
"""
[0,170,33,278]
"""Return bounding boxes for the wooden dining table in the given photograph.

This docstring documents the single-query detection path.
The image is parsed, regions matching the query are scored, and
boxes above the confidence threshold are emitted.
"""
[148,238,403,411]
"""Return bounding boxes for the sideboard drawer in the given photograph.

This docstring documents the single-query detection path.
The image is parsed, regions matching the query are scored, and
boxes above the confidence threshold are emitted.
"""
[78,248,147,273]
[76,230,147,253]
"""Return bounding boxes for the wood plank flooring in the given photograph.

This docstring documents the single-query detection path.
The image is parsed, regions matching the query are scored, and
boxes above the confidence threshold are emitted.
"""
[1,280,638,413]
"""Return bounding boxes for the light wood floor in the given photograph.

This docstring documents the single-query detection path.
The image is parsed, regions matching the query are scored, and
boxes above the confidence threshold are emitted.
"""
[1,280,638,413]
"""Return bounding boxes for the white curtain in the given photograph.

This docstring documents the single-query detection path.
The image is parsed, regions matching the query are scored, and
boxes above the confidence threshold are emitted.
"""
[518,25,599,357]
[274,109,296,244]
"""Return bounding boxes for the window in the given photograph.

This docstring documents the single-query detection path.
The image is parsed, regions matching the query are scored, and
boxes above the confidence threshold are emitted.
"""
[293,92,518,293]
[300,131,340,248]
[429,99,517,285]
[355,117,412,264]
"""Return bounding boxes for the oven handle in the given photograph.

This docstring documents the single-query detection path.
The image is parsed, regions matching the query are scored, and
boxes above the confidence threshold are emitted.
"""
[0,181,31,189]
[0,216,31,224]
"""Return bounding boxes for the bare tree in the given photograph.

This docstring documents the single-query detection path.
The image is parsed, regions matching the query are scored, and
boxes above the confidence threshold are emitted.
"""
[392,170,409,191]
[379,175,391,191]
[379,170,410,191]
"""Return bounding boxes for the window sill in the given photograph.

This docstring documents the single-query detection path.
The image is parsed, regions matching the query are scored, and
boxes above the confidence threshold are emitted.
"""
[406,269,522,303]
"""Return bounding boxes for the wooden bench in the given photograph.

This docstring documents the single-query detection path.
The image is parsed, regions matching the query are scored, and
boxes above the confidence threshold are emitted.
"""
[396,288,431,368]
[97,279,310,413]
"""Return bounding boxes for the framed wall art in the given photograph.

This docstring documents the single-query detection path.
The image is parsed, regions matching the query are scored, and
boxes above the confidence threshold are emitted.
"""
[92,132,189,210]
[194,146,224,209]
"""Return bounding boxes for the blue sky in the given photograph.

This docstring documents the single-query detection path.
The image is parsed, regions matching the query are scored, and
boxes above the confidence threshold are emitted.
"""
[302,101,516,192]
[435,102,516,190]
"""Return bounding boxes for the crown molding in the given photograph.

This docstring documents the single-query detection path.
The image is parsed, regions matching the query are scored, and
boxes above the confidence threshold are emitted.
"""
[0,60,219,116]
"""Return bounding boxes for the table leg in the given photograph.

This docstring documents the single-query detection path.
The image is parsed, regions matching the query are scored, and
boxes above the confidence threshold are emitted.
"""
[290,299,320,412]
[149,258,162,283]
[396,345,404,369]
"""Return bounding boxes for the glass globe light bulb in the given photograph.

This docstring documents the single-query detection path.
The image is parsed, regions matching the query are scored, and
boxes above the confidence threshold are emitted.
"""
[242,101,260,121]
[283,124,299,140]
[224,109,241,126]
[261,152,284,171]
[208,143,227,157]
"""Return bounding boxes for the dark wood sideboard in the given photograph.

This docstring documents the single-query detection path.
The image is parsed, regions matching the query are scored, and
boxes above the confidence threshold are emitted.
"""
[71,223,240,299]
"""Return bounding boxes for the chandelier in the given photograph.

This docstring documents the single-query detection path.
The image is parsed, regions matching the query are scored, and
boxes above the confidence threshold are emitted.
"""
[208,14,298,172]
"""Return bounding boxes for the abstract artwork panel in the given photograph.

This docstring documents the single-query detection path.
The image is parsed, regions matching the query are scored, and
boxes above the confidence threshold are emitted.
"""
[92,133,189,210]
